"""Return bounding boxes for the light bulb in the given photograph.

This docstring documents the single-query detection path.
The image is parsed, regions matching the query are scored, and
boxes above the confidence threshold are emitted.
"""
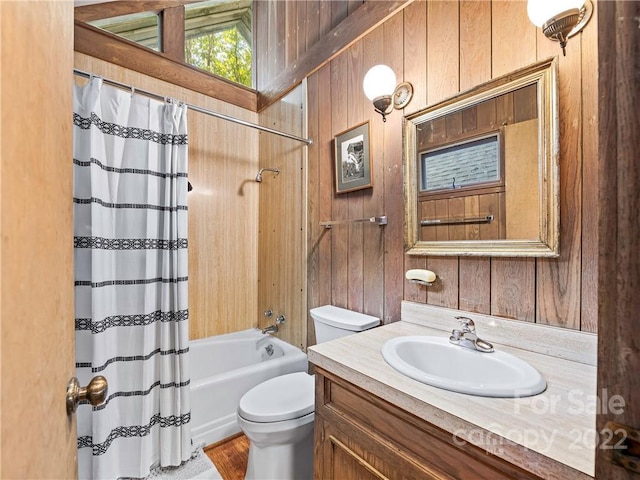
[362,65,397,101]
[527,0,586,27]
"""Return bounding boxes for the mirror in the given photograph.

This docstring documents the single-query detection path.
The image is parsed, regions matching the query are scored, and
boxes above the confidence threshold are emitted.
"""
[404,58,559,257]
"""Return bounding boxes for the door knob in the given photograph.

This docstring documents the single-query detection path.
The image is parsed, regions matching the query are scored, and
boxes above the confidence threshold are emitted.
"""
[66,375,108,415]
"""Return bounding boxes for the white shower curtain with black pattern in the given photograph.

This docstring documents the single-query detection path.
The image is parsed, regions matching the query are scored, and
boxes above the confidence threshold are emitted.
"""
[73,77,191,480]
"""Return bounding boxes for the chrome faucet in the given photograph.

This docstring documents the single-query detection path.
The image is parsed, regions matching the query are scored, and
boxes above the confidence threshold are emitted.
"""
[261,324,279,334]
[261,314,286,335]
[449,316,494,353]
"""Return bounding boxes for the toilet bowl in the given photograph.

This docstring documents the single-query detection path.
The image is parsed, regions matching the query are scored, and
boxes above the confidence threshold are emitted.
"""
[237,372,315,480]
[237,305,380,480]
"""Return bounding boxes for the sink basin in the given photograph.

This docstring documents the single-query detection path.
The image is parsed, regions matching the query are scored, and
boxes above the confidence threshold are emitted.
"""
[381,336,546,397]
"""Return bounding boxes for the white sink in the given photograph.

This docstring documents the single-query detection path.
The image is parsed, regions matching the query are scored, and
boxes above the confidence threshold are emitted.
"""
[381,336,546,397]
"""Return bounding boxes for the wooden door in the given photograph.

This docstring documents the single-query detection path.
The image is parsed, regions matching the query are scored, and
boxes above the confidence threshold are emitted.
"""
[0,1,77,478]
[596,1,640,478]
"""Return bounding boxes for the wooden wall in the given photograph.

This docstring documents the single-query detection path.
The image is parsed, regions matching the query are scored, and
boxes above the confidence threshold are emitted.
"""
[75,0,599,351]
[74,53,261,340]
[254,0,364,92]
[306,0,598,334]
[595,3,640,478]
[257,84,308,350]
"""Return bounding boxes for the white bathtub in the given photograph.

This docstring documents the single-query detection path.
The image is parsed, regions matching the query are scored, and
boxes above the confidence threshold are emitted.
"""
[190,328,308,447]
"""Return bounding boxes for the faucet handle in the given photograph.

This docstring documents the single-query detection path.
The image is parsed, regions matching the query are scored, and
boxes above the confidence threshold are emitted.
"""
[449,329,462,342]
[455,316,476,332]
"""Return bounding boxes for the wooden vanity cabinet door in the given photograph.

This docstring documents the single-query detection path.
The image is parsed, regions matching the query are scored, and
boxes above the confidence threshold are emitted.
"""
[315,417,447,480]
[313,369,541,480]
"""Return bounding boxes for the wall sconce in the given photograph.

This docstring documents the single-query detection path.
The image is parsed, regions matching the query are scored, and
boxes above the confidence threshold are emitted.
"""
[362,65,413,122]
[527,0,593,56]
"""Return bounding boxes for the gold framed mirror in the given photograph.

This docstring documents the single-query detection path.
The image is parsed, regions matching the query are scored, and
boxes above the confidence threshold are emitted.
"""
[404,58,559,257]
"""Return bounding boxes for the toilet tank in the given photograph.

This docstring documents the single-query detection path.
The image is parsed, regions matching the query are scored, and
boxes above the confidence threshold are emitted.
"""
[310,305,380,344]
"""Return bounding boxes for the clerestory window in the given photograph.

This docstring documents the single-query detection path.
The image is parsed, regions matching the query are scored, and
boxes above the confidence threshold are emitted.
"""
[185,1,252,87]
[90,11,161,51]
[86,0,253,89]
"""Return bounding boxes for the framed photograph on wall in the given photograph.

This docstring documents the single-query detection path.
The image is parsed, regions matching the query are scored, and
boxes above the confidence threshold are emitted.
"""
[334,121,371,194]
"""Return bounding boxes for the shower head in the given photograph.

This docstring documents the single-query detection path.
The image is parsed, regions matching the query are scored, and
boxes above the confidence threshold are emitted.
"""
[255,167,280,182]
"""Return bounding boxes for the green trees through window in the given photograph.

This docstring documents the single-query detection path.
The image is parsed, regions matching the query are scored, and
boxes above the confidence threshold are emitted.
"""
[185,27,252,88]
[87,1,253,89]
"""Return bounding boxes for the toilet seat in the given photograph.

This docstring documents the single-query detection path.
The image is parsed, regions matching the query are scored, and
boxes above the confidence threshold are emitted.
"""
[238,372,314,423]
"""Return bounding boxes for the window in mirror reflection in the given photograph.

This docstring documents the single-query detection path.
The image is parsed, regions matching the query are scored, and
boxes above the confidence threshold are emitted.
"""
[420,133,501,192]
[416,83,538,242]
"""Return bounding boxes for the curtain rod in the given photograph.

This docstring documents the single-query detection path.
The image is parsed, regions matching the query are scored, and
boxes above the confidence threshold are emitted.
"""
[73,69,313,146]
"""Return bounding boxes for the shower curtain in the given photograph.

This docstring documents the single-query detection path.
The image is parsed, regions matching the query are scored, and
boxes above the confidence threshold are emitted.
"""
[73,77,191,479]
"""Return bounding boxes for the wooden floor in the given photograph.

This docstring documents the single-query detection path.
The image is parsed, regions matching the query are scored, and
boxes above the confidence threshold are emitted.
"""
[204,433,250,480]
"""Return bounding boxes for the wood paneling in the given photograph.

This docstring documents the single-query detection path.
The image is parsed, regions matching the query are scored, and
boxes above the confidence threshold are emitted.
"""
[346,43,365,313]
[1,2,77,477]
[427,1,459,104]
[425,257,459,309]
[460,0,491,91]
[256,0,413,110]
[491,1,536,78]
[458,257,491,314]
[534,6,583,330]
[319,65,334,313]
[305,63,335,339]
[596,2,640,478]
[74,52,260,341]
[307,72,321,347]
[458,0,492,315]
[257,85,307,350]
[330,53,350,311]
[74,1,199,22]
[161,6,185,62]
[362,26,386,322]
[419,193,506,242]
[403,1,427,115]
[487,0,537,323]
[305,0,598,334]
[504,119,538,239]
[382,12,406,324]
[491,258,536,322]
[579,2,598,333]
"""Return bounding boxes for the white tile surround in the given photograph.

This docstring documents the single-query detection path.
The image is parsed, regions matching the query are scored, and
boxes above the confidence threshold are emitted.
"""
[308,301,597,480]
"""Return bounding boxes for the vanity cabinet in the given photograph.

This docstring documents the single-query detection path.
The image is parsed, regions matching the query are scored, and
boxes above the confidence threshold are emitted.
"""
[313,368,541,480]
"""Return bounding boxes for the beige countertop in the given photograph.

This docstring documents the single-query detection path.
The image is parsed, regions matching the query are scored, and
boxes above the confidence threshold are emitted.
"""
[308,303,597,480]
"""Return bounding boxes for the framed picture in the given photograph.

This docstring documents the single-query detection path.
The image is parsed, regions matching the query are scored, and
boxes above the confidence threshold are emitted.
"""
[334,121,371,194]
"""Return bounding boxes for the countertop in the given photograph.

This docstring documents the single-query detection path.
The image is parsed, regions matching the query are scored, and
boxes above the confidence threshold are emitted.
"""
[307,303,597,480]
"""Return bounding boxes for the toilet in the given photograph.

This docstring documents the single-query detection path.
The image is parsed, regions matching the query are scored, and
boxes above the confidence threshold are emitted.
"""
[237,305,380,480]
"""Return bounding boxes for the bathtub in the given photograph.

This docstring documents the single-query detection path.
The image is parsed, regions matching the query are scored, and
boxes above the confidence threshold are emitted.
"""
[190,328,308,447]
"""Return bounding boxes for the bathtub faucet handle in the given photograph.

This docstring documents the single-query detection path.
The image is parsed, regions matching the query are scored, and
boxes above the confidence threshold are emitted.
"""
[276,315,285,325]
[264,309,273,318]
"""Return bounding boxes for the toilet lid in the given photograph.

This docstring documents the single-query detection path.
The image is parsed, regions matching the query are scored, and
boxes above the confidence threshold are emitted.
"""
[238,372,314,423]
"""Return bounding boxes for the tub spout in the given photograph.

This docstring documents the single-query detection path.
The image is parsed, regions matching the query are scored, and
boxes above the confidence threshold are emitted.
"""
[261,315,285,335]
[261,324,279,334]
